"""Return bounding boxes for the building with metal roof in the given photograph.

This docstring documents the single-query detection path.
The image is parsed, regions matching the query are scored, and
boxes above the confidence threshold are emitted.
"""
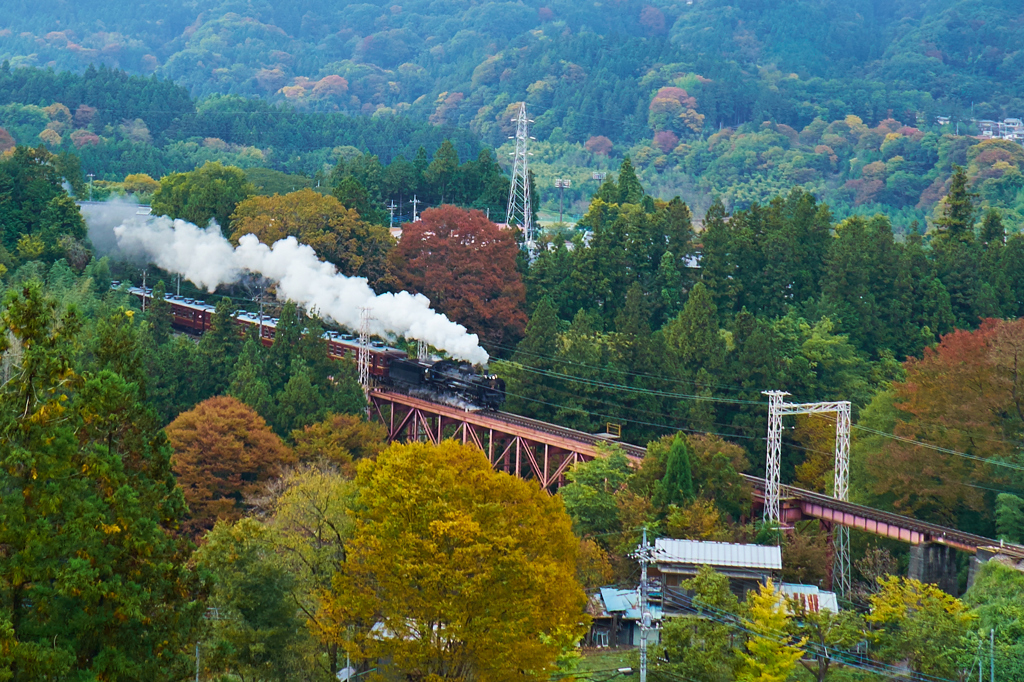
[652,538,782,604]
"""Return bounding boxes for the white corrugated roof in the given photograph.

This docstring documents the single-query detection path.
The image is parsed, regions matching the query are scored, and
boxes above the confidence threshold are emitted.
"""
[655,538,782,570]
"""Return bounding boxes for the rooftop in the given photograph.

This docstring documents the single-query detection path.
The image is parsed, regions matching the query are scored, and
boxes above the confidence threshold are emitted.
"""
[655,538,782,571]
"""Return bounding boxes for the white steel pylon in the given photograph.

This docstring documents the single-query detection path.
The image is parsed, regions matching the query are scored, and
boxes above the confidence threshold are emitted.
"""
[762,391,788,529]
[506,103,535,249]
[763,392,852,597]
[358,307,373,391]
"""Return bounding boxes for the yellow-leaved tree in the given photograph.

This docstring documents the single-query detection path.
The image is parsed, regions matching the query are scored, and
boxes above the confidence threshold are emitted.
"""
[866,576,976,679]
[319,440,588,682]
[737,579,806,682]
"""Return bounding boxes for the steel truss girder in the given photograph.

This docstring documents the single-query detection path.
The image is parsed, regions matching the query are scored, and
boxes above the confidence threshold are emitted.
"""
[369,393,588,490]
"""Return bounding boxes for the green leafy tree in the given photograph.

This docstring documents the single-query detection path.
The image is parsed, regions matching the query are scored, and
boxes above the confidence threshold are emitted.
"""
[152,161,255,236]
[617,157,644,205]
[785,599,865,682]
[197,518,312,680]
[146,280,173,345]
[867,576,976,679]
[656,565,741,682]
[995,493,1024,543]
[559,446,634,539]
[0,281,203,679]
[427,139,460,204]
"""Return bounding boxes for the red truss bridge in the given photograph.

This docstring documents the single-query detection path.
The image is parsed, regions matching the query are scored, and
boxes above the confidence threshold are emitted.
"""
[369,389,643,489]
[370,389,1023,592]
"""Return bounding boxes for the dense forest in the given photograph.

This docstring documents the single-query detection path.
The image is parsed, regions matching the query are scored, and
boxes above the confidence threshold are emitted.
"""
[4,139,1024,679]
[2,0,1024,226]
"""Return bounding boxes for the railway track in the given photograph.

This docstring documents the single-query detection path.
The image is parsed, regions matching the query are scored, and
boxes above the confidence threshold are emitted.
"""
[488,409,648,460]
[742,474,1013,552]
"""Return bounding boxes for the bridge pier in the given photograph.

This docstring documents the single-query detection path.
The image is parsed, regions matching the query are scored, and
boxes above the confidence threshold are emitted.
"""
[909,543,959,596]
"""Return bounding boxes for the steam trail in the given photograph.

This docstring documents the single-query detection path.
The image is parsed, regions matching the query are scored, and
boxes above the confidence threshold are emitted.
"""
[114,217,489,364]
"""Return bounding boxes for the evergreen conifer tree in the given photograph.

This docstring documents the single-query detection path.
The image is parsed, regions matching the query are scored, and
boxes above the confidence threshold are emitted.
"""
[656,437,695,509]
[935,165,977,242]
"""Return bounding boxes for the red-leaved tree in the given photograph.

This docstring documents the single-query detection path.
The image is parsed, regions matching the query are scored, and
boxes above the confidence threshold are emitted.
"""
[864,319,1024,525]
[390,205,527,350]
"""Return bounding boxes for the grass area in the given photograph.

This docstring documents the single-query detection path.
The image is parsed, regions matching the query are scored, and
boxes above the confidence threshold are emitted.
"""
[577,647,635,675]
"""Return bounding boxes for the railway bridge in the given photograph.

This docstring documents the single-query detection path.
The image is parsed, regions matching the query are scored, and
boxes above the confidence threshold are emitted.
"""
[369,389,1021,593]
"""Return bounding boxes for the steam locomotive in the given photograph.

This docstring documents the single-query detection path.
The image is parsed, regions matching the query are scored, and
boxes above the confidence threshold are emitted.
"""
[123,285,505,410]
[388,358,506,411]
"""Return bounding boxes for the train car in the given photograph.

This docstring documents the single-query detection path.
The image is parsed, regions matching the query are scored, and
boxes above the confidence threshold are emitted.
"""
[128,287,217,334]
[126,286,408,380]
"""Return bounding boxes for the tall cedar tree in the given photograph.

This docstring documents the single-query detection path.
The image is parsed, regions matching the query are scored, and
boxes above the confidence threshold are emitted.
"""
[655,436,696,509]
[934,164,978,242]
[166,396,295,536]
[0,282,203,679]
[322,441,587,680]
[390,205,527,350]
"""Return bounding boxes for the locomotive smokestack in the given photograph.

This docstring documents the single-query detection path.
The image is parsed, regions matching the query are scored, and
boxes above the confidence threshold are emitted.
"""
[113,216,489,364]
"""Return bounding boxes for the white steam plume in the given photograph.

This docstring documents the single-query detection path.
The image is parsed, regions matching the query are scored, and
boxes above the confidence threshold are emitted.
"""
[114,216,489,364]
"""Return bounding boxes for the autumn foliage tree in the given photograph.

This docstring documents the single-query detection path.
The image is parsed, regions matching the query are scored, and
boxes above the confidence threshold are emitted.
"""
[167,396,295,535]
[320,440,587,681]
[390,205,527,350]
[229,188,396,290]
[860,318,1024,530]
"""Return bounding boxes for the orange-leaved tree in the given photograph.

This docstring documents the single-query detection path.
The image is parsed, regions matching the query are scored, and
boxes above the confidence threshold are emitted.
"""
[229,188,396,291]
[292,412,388,475]
[318,440,588,681]
[390,205,527,349]
[167,396,295,536]
[861,318,1024,528]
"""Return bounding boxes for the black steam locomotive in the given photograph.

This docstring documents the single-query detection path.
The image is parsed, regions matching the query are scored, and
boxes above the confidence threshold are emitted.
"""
[387,358,506,411]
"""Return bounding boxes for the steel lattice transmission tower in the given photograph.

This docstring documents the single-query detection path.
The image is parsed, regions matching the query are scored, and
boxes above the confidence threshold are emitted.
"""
[763,392,852,597]
[506,103,535,249]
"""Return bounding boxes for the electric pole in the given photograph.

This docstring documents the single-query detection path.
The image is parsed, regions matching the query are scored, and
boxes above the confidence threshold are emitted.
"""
[87,173,94,201]
[410,195,420,222]
[555,178,570,225]
[634,527,655,682]
[387,200,398,229]
[506,103,535,250]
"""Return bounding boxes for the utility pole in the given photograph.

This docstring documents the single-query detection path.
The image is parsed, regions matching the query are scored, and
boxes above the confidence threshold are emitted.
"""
[176,274,181,297]
[410,195,420,222]
[506,103,535,250]
[141,269,147,312]
[555,178,571,225]
[87,173,94,201]
[387,200,398,229]
[634,528,654,682]
[991,628,995,682]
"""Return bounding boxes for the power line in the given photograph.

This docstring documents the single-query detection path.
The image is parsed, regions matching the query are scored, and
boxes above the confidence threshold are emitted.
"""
[484,341,750,393]
[507,363,762,406]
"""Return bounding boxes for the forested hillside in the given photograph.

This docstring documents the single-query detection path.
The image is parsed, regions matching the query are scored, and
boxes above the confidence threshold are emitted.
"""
[2,0,1024,227]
